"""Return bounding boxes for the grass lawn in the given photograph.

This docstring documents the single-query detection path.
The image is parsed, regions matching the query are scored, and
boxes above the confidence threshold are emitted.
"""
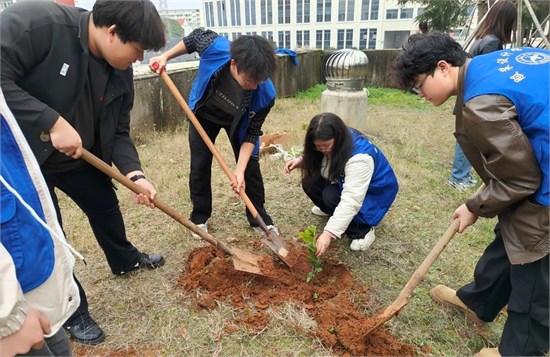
[65,85,504,356]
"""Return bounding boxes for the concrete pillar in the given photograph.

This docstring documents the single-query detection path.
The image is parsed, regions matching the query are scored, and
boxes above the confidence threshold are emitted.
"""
[320,49,369,131]
[321,89,369,132]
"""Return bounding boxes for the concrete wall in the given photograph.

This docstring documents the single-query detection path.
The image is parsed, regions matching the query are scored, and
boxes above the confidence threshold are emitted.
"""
[130,49,399,138]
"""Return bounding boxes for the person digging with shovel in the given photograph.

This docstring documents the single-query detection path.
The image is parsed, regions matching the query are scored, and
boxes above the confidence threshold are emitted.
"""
[393,32,549,357]
[149,29,278,239]
[0,0,167,345]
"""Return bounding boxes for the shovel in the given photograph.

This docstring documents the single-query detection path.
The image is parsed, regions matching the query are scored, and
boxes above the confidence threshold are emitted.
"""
[152,63,291,267]
[363,218,460,336]
[80,148,265,276]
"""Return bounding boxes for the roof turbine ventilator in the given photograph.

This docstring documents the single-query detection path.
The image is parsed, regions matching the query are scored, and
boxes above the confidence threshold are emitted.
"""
[324,49,369,92]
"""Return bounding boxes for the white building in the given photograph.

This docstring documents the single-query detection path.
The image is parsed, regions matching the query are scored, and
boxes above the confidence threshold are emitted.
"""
[159,8,201,27]
[200,0,428,50]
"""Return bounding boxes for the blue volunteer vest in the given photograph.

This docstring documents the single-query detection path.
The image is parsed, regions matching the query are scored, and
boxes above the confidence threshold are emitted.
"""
[188,36,276,156]
[338,129,399,226]
[1,115,54,292]
[464,48,550,206]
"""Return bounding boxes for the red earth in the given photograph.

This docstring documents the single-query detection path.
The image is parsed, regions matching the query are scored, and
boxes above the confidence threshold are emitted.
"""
[177,243,417,356]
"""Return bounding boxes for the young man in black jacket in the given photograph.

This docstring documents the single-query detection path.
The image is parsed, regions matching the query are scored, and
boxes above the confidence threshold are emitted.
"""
[0,0,166,346]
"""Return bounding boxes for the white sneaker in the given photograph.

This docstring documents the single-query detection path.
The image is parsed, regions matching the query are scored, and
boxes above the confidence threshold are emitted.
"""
[311,206,329,217]
[191,223,208,239]
[350,229,375,251]
[253,225,279,236]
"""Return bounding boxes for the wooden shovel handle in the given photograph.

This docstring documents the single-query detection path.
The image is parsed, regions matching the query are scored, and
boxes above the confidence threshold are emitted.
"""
[156,67,269,232]
[384,218,460,314]
[80,149,234,256]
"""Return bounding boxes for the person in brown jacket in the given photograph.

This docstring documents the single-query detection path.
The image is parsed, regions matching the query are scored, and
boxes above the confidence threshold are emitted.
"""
[393,32,549,357]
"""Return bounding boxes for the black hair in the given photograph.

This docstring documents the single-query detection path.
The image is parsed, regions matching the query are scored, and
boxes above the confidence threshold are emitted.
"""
[230,35,276,82]
[392,32,467,91]
[418,20,429,34]
[92,0,165,51]
[301,113,353,187]
[476,0,517,44]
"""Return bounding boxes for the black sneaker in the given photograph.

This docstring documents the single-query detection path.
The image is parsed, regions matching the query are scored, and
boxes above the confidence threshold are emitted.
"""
[137,252,165,269]
[64,316,105,345]
[116,253,166,275]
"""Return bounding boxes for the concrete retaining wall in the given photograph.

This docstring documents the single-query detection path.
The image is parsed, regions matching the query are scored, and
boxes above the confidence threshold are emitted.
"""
[130,49,399,138]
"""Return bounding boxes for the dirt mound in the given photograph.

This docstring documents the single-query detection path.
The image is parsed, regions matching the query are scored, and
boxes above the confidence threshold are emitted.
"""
[178,244,417,356]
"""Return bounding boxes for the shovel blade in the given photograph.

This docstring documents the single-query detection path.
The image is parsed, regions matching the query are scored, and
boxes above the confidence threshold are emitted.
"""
[229,247,265,275]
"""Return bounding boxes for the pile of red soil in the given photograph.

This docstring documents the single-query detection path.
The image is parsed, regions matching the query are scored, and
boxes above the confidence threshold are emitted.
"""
[178,243,417,356]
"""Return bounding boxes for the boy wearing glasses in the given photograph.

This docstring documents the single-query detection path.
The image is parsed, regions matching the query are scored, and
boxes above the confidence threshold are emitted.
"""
[393,32,548,356]
[150,30,278,237]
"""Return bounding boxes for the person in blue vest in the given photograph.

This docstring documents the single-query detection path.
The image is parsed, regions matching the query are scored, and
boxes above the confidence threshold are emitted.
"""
[150,29,278,237]
[284,113,399,256]
[393,32,549,357]
[0,89,80,356]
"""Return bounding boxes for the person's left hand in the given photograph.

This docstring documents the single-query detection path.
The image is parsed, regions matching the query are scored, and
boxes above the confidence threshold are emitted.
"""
[316,232,333,257]
[230,170,246,196]
[127,174,157,208]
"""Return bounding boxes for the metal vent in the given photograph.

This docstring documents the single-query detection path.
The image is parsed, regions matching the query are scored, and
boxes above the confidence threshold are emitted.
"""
[324,49,369,91]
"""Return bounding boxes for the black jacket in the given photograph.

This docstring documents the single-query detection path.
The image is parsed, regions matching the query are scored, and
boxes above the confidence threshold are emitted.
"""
[0,1,141,174]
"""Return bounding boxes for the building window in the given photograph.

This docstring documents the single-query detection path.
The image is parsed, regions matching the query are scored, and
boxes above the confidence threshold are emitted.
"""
[337,29,353,49]
[359,28,376,49]
[360,0,369,20]
[400,8,413,19]
[386,9,398,20]
[370,0,378,20]
[231,32,242,40]
[244,0,257,25]
[278,30,290,48]
[316,29,331,49]
[230,0,241,25]
[261,31,274,42]
[296,30,310,47]
[297,0,311,23]
[216,0,228,27]
[368,28,377,48]
[278,0,290,24]
[338,0,354,21]
[316,0,332,22]
[417,7,425,16]
[260,0,273,24]
[205,2,215,27]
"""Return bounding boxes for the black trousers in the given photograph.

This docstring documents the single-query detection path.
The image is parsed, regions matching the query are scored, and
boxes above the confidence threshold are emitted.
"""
[188,118,272,227]
[302,176,371,238]
[44,163,142,324]
[457,223,549,356]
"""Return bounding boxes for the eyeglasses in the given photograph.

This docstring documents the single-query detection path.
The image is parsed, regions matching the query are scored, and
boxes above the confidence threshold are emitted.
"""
[313,140,334,152]
[412,70,434,94]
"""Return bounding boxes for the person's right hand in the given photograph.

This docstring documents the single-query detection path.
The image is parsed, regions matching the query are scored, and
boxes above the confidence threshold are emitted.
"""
[49,116,82,159]
[284,156,303,174]
[0,308,51,357]
[315,232,333,257]
[149,55,167,74]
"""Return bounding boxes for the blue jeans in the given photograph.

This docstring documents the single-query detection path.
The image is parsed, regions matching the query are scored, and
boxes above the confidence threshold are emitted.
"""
[450,142,473,182]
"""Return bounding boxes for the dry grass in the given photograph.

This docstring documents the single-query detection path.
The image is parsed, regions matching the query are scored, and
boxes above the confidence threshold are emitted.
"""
[63,87,504,356]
